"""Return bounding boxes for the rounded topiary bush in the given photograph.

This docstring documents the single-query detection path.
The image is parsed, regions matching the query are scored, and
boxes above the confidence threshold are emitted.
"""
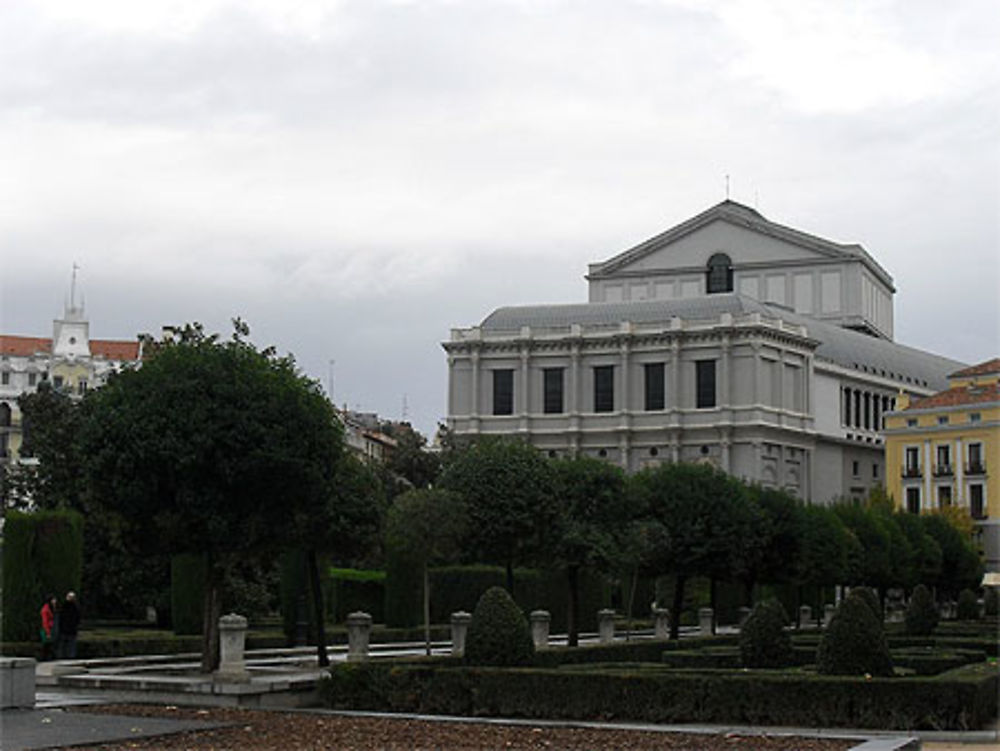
[956,589,980,621]
[851,586,882,623]
[739,599,792,669]
[817,592,893,677]
[465,586,535,667]
[905,584,939,636]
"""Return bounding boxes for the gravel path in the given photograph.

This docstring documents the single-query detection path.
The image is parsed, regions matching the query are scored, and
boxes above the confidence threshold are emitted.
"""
[59,705,856,750]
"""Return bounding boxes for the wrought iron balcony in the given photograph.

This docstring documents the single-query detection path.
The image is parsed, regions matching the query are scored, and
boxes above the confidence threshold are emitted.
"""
[933,464,953,477]
[965,461,987,476]
[902,465,922,479]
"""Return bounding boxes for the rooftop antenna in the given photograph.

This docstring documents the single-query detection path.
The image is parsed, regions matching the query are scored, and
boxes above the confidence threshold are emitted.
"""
[402,393,409,422]
[724,174,730,200]
[327,359,335,402]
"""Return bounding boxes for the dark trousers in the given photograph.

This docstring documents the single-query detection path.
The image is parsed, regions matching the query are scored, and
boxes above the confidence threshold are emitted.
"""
[59,635,78,659]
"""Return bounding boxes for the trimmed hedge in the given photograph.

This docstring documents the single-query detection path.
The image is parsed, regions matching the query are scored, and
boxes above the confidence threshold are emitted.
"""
[817,593,892,677]
[739,599,792,669]
[320,661,999,730]
[465,587,534,667]
[2,510,84,642]
[328,568,385,623]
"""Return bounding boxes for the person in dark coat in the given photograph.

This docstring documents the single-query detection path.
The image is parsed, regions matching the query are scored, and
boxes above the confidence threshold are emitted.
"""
[39,595,57,661]
[58,591,81,659]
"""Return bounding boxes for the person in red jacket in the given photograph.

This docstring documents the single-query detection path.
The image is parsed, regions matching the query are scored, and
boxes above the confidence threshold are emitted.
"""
[40,595,57,661]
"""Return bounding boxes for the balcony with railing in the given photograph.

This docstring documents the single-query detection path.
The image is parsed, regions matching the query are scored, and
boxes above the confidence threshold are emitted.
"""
[933,463,954,477]
[902,465,922,479]
[965,460,987,476]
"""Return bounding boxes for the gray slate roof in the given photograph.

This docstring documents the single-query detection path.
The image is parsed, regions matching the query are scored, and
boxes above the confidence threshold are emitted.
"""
[480,294,964,391]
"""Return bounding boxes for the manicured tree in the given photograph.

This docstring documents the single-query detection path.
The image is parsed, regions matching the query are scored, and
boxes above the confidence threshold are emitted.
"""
[379,422,441,496]
[922,512,984,600]
[79,321,347,672]
[739,486,802,605]
[833,502,892,592]
[438,437,557,594]
[817,591,893,677]
[465,586,534,667]
[739,598,793,669]
[851,586,882,623]
[956,589,980,621]
[629,462,755,639]
[905,583,939,636]
[548,456,628,646]
[13,383,85,509]
[384,488,468,655]
[795,504,854,610]
[895,512,942,591]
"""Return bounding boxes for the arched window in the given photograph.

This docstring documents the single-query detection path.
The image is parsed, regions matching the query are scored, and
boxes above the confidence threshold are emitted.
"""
[706,253,733,293]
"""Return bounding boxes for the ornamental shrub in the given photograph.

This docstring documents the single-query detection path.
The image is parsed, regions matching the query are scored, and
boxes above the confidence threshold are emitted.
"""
[985,587,998,617]
[465,586,534,667]
[956,589,980,621]
[739,599,793,669]
[817,592,893,676]
[852,586,882,623]
[905,584,939,636]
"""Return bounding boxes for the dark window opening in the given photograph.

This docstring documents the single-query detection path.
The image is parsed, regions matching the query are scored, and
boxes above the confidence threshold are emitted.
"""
[492,370,513,416]
[594,366,614,413]
[695,360,716,409]
[906,487,920,514]
[543,368,564,414]
[644,363,665,411]
[706,253,734,294]
[970,485,985,519]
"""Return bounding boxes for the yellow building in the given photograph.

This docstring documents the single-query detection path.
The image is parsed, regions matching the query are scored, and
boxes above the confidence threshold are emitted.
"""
[884,358,1000,573]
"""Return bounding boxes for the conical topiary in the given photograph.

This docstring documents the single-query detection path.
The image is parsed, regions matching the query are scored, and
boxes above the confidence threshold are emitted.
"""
[851,586,882,623]
[739,599,793,669]
[817,591,893,677]
[465,586,535,667]
[905,584,939,635]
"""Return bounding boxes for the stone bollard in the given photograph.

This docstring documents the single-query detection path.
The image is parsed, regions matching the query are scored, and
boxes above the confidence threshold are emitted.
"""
[450,611,471,656]
[598,609,616,644]
[530,610,551,650]
[698,607,714,636]
[346,611,373,662]
[823,603,836,628]
[737,606,752,629]
[799,605,813,629]
[215,613,250,683]
[0,658,36,708]
[653,607,671,640]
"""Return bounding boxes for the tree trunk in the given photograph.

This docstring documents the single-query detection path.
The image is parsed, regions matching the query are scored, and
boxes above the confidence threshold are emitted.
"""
[567,565,579,647]
[423,564,432,656]
[670,574,686,640]
[709,576,718,634]
[505,559,515,596]
[625,566,639,641]
[200,554,222,673]
[307,549,329,667]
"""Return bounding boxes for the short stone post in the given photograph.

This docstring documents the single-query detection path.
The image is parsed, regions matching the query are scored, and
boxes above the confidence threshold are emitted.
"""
[653,607,670,640]
[346,611,373,662]
[530,610,551,650]
[823,603,836,628]
[0,658,36,708]
[215,613,250,683]
[698,607,714,636]
[737,606,752,629]
[598,609,616,644]
[799,605,813,629]
[450,611,471,656]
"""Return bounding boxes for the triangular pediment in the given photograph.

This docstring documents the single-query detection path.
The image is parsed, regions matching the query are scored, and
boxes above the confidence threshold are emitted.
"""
[588,201,888,284]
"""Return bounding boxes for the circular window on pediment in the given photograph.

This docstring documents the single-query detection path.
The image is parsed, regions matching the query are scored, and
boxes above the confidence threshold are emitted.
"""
[69,337,76,344]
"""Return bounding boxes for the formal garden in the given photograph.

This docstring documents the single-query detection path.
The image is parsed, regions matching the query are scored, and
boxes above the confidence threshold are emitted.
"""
[2,321,996,733]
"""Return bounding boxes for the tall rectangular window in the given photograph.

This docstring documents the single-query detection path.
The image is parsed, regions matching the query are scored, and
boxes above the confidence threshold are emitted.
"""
[936,445,951,472]
[695,360,716,409]
[968,443,983,472]
[970,485,985,519]
[593,366,614,413]
[543,368,564,414]
[938,485,952,507]
[492,369,513,416]
[905,447,920,473]
[644,363,665,411]
[906,487,920,514]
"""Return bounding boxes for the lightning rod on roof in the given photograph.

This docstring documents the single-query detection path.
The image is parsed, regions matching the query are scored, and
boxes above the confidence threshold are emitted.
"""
[725,174,730,200]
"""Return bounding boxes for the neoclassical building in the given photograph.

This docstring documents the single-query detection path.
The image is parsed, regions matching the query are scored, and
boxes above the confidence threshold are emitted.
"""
[443,201,964,503]
[0,302,142,464]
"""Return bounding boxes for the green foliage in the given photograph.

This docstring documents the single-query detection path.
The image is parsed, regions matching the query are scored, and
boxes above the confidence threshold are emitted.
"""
[321,661,999,731]
[985,587,998,617]
[956,590,980,621]
[379,422,441,496]
[817,592,893,677]
[833,502,892,589]
[170,553,207,635]
[465,586,534,667]
[328,569,386,623]
[921,514,984,598]
[438,437,557,585]
[1,510,83,641]
[13,383,85,509]
[905,584,939,636]
[796,504,855,590]
[852,586,882,622]
[740,486,802,591]
[739,599,793,668]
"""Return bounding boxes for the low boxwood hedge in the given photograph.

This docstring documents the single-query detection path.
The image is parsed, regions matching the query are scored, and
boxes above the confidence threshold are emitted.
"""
[320,661,999,730]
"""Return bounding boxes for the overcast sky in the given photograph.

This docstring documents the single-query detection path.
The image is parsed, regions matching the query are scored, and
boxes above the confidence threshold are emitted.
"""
[1,0,997,436]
